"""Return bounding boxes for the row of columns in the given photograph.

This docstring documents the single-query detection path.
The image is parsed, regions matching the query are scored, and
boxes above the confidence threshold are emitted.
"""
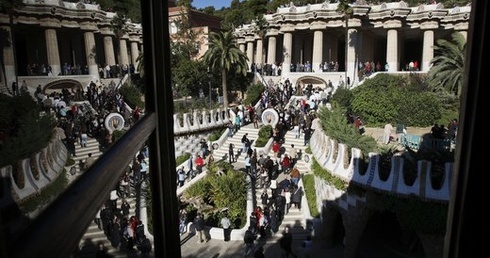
[241,25,468,81]
[2,25,141,83]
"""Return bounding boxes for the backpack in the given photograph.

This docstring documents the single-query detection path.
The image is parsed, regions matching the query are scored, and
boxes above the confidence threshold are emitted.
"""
[244,229,254,243]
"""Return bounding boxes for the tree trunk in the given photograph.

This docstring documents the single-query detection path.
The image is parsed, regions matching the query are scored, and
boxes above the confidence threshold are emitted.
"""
[221,68,228,108]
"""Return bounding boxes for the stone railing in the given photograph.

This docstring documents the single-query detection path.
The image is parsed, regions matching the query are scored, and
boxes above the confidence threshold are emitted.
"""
[309,121,451,202]
[173,108,233,135]
[0,137,68,206]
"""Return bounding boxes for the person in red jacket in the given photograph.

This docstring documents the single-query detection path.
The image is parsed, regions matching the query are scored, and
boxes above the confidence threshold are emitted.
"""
[281,154,291,174]
[272,140,281,158]
[195,155,204,174]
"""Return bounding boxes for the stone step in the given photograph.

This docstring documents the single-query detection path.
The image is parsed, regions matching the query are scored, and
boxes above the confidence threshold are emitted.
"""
[78,197,143,257]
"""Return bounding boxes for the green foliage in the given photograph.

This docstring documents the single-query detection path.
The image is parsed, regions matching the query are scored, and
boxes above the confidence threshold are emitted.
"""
[208,130,224,142]
[207,169,247,227]
[0,95,56,167]
[305,146,312,154]
[317,105,378,157]
[176,152,191,166]
[172,60,213,100]
[346,74,445,127]
[111,130,127,143]
[65,158,75,167]
[303,174,319,218]
[243,83,265,106]
[184,162,247,228]
[258,125,273,138]
[119,84,144,109]
[203,29,249,107]
[255,124,273,147]
[427,32,466,97]
[19,169,68,213]
[184,177,211,198]
[330,87,353,109]
[311,158,348,191]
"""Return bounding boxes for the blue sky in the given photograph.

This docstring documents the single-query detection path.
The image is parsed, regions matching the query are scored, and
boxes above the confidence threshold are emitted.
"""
[192,0,234,9]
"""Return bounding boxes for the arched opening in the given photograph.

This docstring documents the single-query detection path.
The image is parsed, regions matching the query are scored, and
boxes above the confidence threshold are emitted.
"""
[358,211,424,257]
[43,79,83,94]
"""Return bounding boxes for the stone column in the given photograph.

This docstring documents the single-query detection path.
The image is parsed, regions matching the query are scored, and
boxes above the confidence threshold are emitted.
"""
[255,38,263,66]
[330,36,339,63]
[341,203,374,258]
[282,32,292,75]
[312,30,323,73]
[1,26,15,84]
[422,30,434,72]
[83,31,99,79]
[103,35,116,66]
[119,38,129,65]
[246,41,254,71]
[45,28,61,76]
[386,29,399,72]
[130,41,140,69]
[239,43,246,53]
[346,28,357,84]
[267,36,277,65]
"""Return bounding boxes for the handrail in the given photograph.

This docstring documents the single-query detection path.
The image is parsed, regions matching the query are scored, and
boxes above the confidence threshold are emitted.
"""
[7,114,156,257]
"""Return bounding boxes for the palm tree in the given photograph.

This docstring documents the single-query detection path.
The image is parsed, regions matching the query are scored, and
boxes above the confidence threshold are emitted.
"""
[426,32,466,97]
[202,30,249,108]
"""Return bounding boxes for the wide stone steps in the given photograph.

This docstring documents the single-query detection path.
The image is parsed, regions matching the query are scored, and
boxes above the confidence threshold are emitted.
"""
[70,137,103,174]
[252,126,312,242]
[76,196,144,257]
[281,129,311,174]
[212,124,260,167]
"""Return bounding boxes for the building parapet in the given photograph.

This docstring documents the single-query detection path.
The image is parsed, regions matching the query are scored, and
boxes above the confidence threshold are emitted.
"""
[309,121,451,202]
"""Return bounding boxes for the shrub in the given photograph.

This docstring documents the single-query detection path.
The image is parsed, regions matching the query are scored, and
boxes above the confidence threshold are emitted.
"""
[19,168,69,213]
[255,124,273,147]
[243,83,265,106]
[0,94,56,167]
[119,84,144,109]
[303,174,319,218]
[176,152,191,166]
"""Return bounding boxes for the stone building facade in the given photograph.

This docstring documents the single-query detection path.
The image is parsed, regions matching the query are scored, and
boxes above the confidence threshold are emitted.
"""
[234,1,470,86]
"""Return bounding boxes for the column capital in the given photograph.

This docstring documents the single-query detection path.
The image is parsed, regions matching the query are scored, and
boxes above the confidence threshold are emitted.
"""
[79,22,99,31]
[383,20,403,29]
[39,18,63,28]
[420,21,440,30]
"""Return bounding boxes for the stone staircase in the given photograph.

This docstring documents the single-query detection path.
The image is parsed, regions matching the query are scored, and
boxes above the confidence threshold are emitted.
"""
[212,123,261,168]
[76,197,141,258]
[72,122,313,256]
[68,137,102,175]
[211,123,312,243]
[260,128,311,242]
[72,137,148,257]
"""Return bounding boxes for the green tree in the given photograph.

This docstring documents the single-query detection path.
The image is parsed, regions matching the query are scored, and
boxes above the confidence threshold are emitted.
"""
[202,30,249,108]
[170,9,206,102]
[426,32,466,97]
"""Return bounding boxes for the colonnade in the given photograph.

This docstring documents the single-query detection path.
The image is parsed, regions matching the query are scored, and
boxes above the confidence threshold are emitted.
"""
[0,1,142,85]
[235,2,470,84]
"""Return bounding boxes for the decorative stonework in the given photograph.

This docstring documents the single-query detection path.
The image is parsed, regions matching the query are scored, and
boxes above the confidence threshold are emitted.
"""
[260,108,279,127]
[76,2,86,10]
